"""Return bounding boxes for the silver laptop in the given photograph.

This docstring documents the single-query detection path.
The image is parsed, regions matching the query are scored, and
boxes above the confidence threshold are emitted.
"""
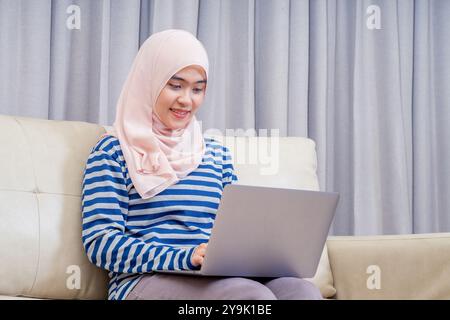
[157,184,339,278]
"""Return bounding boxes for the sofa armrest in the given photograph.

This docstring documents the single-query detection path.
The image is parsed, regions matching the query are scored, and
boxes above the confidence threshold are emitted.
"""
[326,233,450,299]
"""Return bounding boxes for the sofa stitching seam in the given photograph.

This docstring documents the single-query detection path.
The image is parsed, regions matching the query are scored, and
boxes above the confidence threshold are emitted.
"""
[14,117,41,295]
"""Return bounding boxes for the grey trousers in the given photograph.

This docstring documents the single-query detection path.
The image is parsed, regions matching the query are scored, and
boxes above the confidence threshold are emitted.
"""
[125,273,323,300]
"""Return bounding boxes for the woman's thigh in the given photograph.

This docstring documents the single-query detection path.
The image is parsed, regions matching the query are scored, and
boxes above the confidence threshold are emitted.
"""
[259,277,323,300]
[125,273,277,300]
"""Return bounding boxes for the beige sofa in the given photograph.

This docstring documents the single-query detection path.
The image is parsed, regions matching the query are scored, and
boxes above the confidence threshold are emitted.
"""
[1,114,449,300]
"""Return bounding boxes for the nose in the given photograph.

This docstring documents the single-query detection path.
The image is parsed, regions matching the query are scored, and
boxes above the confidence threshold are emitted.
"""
[177,90,193,107]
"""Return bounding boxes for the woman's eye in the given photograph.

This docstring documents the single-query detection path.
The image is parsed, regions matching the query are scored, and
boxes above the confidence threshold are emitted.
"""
[193,88,204,94]
[169,83,181,89]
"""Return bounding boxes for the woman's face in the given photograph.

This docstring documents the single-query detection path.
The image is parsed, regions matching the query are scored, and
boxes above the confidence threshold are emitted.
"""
[154,65,207,130]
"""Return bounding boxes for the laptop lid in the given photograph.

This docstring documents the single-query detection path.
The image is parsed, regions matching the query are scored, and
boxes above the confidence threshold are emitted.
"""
[201,184,339,278]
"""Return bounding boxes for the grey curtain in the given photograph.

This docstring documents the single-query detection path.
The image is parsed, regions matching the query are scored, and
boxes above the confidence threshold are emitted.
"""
[1,0,449,235]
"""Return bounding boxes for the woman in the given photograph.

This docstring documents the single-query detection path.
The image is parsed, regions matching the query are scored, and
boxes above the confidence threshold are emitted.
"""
[81,29,322,300]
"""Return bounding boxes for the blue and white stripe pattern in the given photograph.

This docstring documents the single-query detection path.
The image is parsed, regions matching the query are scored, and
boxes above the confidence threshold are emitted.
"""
[81,135,237,300]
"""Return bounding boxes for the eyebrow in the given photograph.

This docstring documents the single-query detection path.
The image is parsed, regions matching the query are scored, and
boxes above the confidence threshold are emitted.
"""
[170,76,207,84]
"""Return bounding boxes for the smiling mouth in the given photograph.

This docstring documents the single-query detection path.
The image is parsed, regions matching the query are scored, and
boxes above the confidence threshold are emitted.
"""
[170,108,190,119]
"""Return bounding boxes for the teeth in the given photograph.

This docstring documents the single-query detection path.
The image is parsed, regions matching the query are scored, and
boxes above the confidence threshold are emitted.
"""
[171,109,188,115]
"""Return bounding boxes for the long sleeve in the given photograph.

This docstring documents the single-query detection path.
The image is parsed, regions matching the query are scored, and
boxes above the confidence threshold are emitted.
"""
[222,146,238,187]
[81,150,198,274]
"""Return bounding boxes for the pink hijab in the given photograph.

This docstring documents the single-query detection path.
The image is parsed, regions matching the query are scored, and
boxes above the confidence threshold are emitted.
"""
[105,29,209,199]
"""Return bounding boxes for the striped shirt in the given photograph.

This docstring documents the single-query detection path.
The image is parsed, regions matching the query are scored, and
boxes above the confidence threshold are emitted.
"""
[81,135,238,300]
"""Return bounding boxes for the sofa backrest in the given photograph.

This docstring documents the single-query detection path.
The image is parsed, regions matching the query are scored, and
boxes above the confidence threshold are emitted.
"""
[206,134,320,190]
[0,115,109,299]
[0,115,321,299]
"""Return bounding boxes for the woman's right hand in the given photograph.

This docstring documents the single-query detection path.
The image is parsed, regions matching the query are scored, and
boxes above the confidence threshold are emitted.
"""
[191,243,208,267]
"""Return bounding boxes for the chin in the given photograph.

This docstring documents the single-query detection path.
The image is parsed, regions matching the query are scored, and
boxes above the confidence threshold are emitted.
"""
[173,117,193,129]
[168,121,188,131]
